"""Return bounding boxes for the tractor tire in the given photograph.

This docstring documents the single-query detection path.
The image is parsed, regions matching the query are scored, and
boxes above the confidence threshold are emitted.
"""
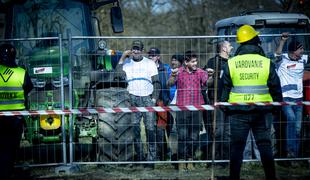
[96,88,134,161]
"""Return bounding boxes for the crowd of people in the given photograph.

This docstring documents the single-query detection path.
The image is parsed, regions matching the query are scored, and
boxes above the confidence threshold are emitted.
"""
[114,25,309,179]
[1,24,309,179]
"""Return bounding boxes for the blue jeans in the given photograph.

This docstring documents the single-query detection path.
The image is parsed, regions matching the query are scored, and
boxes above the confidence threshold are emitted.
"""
[130,95,157,161]
[214,109,230,160]
[228,112,276,180]
[282,97,303,157]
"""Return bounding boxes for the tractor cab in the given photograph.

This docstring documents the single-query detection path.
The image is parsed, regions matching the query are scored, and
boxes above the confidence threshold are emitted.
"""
[0,0,129,163]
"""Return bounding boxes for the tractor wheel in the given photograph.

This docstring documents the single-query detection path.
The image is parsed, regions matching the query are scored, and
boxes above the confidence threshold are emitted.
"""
[96,88,134,161]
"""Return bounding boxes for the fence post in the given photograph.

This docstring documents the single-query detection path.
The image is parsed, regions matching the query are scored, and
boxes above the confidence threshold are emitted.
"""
[68,33,75,165]
[58,34,67,165]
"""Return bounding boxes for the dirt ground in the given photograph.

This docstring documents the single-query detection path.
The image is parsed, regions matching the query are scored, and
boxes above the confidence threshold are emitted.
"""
[12,161,310,180]
[14,122,310,179]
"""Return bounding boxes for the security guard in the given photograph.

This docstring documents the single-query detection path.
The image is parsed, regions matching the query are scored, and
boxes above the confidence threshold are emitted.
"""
[220,25,282,180]
[0,44,33,179]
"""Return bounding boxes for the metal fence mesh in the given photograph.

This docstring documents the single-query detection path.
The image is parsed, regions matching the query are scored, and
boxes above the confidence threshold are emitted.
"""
[1,34,310,169]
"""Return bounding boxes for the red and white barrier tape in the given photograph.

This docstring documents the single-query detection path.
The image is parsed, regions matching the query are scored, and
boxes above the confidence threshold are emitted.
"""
[215,101,310,106]
[0,105,214,116]
[1,101,310,116]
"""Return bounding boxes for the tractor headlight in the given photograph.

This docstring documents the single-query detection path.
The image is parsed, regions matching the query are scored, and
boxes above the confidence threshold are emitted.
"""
[31,78,46,88]
[98,39,107,50]
[52,77,69,87]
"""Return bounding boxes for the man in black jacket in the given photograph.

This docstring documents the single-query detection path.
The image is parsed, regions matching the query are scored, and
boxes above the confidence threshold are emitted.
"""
[220,25,282,180]
[204,40,233,163]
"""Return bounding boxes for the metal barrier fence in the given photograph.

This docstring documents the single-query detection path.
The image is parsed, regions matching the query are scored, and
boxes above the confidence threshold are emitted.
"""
[1,34,310,171]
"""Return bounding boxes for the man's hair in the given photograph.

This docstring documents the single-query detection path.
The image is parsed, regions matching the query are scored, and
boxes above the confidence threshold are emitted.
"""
[288,39,303,52]
[185,50,197,62]
[216,40,228,53]
[171,54,184,64]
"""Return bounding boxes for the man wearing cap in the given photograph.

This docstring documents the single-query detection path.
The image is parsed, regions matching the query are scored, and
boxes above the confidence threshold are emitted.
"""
[148,48,173,160]
[148,47,171,106]
[275,32,308,162]
[220,25,282,180]
[116,40,160,168]
[148,47,173,161]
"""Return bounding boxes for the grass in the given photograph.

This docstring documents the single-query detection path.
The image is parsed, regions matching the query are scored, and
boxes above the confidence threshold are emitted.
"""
[12,161,310,179]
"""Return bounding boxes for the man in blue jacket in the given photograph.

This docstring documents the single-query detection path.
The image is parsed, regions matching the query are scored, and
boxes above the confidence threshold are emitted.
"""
[148,47,173,161]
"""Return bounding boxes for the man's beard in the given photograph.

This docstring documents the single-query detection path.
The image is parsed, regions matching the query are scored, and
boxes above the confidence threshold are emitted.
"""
[133,55,143,62]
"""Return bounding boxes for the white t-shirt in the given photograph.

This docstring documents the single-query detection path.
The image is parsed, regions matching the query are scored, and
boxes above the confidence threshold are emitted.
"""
[276,53,308,99]
[123,57,158,96]
[170,90,177,105]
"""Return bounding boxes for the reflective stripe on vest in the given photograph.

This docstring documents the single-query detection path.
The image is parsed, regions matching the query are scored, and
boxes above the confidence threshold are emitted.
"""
[228,54,273,103]
[0,65,26,110]
[231,85,269,94]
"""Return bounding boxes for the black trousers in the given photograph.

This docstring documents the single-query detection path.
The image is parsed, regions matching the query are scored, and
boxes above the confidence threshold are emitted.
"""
[176,111,201,160]
[228,112,276,180]
[0,116,24,179]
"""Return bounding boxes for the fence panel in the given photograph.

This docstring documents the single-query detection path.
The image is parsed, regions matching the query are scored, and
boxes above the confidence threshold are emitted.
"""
[1,34,310,171]
[0,36,69,166]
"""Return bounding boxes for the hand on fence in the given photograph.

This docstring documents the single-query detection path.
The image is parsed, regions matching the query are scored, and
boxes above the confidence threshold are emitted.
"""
[281,32,289,41]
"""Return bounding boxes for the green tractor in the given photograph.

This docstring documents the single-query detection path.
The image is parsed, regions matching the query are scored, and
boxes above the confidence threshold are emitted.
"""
[0,0,133,163]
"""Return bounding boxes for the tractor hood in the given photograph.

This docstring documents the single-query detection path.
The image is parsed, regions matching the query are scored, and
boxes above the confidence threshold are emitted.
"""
[28,46,69,79]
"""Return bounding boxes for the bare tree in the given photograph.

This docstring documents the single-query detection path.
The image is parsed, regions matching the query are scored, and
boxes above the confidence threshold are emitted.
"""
[120,0,173,35]
[168,0,281,35]
[278,0,310,16]
[96,0,308,37]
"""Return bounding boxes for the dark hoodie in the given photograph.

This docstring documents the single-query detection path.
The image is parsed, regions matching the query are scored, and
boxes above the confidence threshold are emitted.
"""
[220,43,283,113]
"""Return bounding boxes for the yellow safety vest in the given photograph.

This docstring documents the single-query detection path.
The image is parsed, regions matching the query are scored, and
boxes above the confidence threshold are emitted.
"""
[228,54,273,103]
[0,65,26,110]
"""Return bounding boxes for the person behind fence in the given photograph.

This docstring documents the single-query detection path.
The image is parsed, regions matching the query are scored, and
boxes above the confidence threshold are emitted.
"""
[169,54,184,105]
[148,47,173,161]
[116,40,160,168]
[274,32,308,162]
[167,50,208,171]
[0,43,33,179]
[203,40,233,163]
[168,53,184,161]
[220,25,282,180]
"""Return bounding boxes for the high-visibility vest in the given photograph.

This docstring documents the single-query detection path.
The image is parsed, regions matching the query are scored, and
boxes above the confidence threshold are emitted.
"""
[228,54,273,103]
[0,65,26,110]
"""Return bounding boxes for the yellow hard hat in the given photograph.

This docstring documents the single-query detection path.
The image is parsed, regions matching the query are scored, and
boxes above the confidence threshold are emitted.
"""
[236,25,260,44]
